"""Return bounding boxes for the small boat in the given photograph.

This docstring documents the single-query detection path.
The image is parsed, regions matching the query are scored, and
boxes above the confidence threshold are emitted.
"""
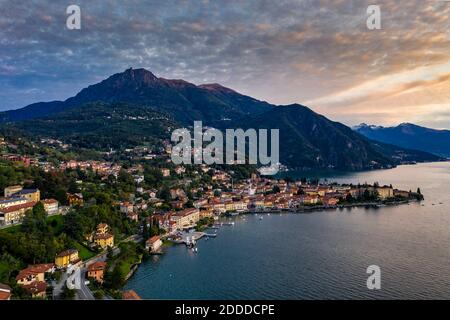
[259,216,263,220]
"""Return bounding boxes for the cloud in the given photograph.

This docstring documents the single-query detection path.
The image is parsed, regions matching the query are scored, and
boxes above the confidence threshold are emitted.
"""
[0,0,450,128]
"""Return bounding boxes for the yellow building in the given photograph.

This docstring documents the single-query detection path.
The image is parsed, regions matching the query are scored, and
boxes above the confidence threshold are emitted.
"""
[15,189,40,202]
[376,187,394,200]
[0,201,36,226]
[94,233,114,249]
[171,208,200,229]
[16,264,54,286]
[55,249,80,268]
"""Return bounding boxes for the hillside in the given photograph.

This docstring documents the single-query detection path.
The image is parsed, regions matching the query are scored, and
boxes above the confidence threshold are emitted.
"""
[234,105,441,170]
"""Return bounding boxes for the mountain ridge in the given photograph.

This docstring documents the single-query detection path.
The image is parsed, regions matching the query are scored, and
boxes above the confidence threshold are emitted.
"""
[354,122,450,158]
[0,68,443,170]
[0,68,273,124]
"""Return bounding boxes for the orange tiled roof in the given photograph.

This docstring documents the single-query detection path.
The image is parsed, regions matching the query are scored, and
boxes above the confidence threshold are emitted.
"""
[23,281,47,294]
[56,249,78,258]
[87,261,107,272]
[16,264,54,280]
[94,233,113,240]
[0,201,36,213]
[0,291,11,300]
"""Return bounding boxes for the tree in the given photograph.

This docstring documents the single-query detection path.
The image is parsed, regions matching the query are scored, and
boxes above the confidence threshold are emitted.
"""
[63,211,87,241]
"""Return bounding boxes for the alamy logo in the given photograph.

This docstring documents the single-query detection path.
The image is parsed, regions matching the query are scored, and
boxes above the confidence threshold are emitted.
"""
[171,121,280,174]
[366,265,381,290]
[66,5,81,30]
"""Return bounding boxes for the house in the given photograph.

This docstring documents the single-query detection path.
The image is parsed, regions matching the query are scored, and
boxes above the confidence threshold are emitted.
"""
[94,233,114,249]
[301,195,319,205]
[233,201,247,212]
[67,193,84,206]
[193,199,208,209]
[0,201,36,226]
[55,249,80,268]
[171,208,200,229]
[41,199,59,215]
[161,168,170,177]
[122,290,141,300]
[97,223,109,235]
[87,261,107,284]
[145,235,163,252]
[16,264,54,285]
[23,281,47,299]
[323,196,339,206]
[120,202,134,214]
[127,211,139,222]
[0,283,11,300]
[199,206,214,218]
[210,199,226,213]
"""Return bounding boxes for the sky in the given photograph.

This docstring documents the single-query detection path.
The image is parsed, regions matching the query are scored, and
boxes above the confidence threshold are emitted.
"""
[1,0,450,129]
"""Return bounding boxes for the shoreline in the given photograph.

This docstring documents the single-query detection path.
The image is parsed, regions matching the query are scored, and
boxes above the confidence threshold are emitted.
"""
[123,198,419,293]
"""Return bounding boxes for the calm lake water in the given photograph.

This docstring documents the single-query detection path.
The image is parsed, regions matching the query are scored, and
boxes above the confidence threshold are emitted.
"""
[125,162,450,299]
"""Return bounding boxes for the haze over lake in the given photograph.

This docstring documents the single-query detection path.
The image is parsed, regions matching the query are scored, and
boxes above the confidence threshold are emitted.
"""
[126,162,450,299]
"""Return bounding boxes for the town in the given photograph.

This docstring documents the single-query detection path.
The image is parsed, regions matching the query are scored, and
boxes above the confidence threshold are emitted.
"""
[0,134,423,300]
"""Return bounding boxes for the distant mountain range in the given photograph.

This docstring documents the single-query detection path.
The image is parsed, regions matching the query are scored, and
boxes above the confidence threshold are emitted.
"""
[354,123,450,158]
[0,68,443,170]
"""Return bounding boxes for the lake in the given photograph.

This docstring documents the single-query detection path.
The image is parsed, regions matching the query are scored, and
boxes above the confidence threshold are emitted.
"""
[125,162,450,299]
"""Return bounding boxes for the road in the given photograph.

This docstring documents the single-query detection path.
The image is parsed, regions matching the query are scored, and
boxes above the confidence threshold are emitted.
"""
[77,268,95,300]
[75,234,143,300]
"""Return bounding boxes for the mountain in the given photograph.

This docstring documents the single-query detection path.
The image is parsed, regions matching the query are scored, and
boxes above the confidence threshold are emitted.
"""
[0,68,272,124]
[355,123,450,158]
[235,105,441,170]
[0,68,442,170]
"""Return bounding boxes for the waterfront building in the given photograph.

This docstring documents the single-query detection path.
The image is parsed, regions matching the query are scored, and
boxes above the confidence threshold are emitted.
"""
[171,208,200,229]
[376,186,394,200]
[146,235,163,252]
